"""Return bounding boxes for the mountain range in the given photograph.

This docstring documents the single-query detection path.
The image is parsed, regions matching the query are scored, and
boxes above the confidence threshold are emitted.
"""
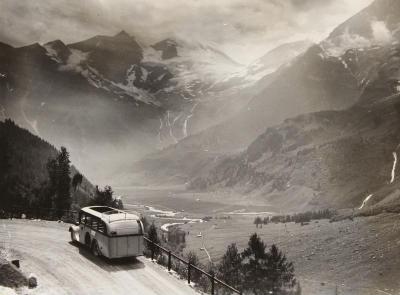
[0,28,309,182]
[2,0,400,211]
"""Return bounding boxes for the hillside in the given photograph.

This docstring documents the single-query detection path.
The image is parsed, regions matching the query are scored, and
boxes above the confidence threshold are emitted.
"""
[123,43,362,186]
[0,119,93,209]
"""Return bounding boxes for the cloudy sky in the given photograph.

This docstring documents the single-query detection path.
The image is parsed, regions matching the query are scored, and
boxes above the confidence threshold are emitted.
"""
[0,0,373,64]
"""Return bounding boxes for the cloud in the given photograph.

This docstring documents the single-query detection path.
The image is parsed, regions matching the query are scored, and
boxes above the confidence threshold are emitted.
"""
[323,28,372,56]
[371,20,392,44]
[0,0,374,64]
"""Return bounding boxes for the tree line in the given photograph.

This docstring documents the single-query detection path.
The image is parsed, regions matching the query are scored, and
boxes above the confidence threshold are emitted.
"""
[254,209,337,227]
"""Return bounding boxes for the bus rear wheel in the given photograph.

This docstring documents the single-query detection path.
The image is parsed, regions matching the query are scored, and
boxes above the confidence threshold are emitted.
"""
[91,240,101,257]
[85,233,91,248]
[70,230,76,243]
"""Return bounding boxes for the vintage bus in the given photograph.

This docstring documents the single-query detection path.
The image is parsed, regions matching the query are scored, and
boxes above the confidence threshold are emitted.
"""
[69,206,145,259]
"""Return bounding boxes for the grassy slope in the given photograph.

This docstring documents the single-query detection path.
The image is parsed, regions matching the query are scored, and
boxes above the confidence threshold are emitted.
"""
[181,213,400,295]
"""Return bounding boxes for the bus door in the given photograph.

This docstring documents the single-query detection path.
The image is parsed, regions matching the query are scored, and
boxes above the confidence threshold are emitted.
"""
[79,213,92,245]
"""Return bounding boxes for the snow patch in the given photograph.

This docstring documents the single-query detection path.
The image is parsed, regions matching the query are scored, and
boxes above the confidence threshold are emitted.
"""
[141,67,149,82]
[359,194,373,209]
[126,65,137,87]
[390,152,397,184]
[166,111,178,143]
[182,114,193,138]
[144,205,178,217]
[142,47,163,63]
[113,81,158,105]
[161,223,184,232]
[43,43,62,63]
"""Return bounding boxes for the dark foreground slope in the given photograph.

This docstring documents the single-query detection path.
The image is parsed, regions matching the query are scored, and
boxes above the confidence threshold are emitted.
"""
[0,119,92,208]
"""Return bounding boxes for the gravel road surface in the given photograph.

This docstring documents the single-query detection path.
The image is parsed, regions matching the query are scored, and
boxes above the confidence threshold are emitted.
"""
[0,219,198,295]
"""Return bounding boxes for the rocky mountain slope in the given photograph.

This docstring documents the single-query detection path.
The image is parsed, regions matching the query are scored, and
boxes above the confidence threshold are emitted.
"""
[190,41,400,211]
[127,0,400,211]
[126,42,363,186]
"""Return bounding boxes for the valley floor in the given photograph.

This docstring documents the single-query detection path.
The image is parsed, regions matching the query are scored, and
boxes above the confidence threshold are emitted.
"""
[181,213,400,295]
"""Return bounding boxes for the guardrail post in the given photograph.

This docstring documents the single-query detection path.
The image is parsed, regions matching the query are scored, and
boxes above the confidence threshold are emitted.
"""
[151,243,155,261]
[211,274,215,295]
[168,251,172,271]
[187,263,191,284]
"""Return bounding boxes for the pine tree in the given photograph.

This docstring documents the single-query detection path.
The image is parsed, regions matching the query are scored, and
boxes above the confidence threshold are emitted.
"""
[0,132,11,209]
[147,222,160,255]
[140,216,150,232]
[254,216,262,228]
[217,243,242,292]
[54,147,71,217]
[266,244,296,292]
[186,251,202,282]
[71,172,83,192]
[241,233,269,295]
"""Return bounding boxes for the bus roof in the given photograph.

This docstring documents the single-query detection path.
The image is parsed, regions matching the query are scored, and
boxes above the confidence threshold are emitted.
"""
[81,206,140,223]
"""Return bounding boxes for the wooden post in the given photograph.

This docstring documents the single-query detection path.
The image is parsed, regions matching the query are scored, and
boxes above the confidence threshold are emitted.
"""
[168,251,172,271]
[151,245,154,261]
[211,274,215,295]
[187,263,191,284]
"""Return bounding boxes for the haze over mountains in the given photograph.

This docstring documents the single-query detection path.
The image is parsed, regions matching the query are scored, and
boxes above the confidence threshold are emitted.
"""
[121,0,400,211]
[1,0,400,211]
[0,28,310,182]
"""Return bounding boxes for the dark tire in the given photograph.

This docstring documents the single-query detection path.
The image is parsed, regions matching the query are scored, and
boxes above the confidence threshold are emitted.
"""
[91,240,101,257]
[70,230,75,242]
[85,233,91,247]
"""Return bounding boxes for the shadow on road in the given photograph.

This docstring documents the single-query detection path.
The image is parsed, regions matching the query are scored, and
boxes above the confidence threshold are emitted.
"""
[68,241,145,272]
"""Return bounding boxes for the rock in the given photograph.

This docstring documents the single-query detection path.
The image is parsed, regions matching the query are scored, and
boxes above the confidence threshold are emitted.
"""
[28,275,37,288]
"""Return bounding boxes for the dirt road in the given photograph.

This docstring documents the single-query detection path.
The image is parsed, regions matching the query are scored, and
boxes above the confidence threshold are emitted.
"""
[0,219,198,295]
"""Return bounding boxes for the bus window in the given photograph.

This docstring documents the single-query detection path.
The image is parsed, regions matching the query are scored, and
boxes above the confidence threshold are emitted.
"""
[98,221,106,234]
[84,214,92,227]
[92,217,99,230]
